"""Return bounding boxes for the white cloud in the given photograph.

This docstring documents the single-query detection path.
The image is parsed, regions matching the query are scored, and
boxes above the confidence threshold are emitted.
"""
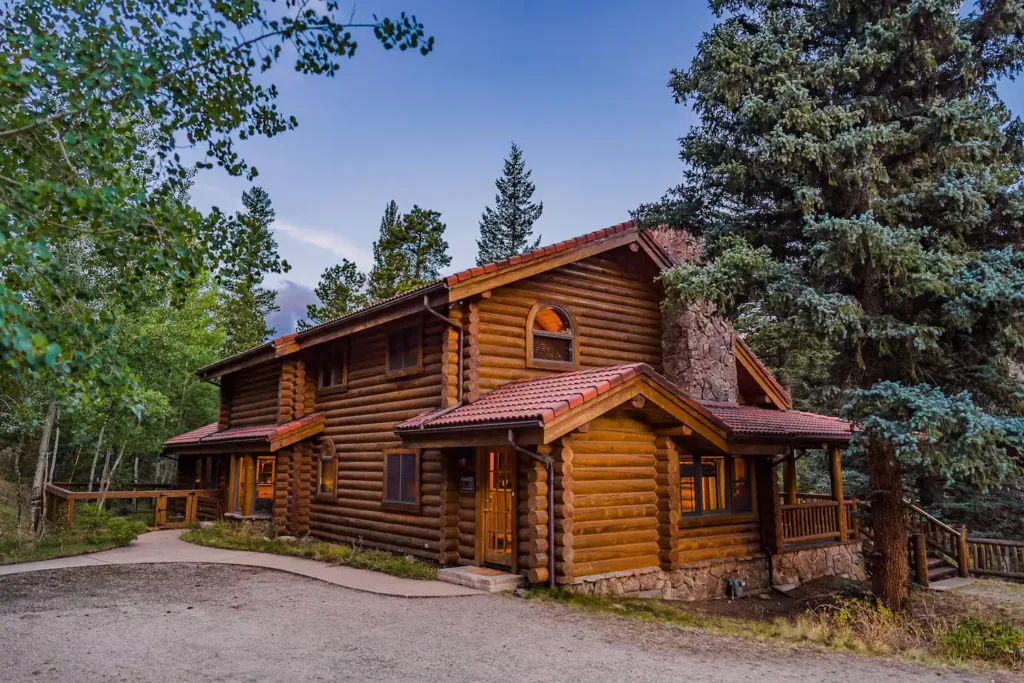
[273,222,373,269]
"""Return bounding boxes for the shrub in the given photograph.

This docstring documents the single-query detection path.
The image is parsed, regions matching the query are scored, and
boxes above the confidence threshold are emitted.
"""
[944,618,1024,669]
[73,503,146,545]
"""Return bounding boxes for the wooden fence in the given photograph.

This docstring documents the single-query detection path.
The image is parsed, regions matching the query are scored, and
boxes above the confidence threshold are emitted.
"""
[966,537,1024,580]
[45,483,221,530]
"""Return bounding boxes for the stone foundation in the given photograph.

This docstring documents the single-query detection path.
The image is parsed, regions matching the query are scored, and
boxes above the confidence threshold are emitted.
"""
[564,542,866,600]
[772,541,866,586]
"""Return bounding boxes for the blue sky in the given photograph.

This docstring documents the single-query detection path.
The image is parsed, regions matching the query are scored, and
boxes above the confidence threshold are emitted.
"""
[185,1,1024,335]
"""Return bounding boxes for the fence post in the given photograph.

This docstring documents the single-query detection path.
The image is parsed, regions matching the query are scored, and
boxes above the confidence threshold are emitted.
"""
[957,526,970,578]
[64,498,75,529]
[829,446,847,541]
[913,532,930,587]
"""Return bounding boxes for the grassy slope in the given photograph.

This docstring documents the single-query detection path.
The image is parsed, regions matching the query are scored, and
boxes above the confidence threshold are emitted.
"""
[523,587,1024,673]
[180,522,438,580]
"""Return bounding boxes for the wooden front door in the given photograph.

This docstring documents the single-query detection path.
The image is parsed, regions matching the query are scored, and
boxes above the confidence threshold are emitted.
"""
[480,449,515,568]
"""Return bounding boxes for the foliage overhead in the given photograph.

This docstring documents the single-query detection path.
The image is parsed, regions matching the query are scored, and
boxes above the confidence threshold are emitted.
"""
[219,187,289,355]
[0,0,433,401]
[476,141,544,265]
[297,259,368,331]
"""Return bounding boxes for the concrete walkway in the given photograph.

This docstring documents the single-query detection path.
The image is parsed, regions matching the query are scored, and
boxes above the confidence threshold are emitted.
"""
[0,530,483,598]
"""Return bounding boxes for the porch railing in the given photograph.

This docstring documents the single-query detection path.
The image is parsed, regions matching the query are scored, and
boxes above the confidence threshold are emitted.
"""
[780,493,860,548]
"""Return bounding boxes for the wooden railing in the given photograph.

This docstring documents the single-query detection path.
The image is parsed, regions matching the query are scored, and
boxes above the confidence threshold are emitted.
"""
[45,483,220,529]
[906,503,965,569]
[966,538,1024,580]
[780,496,860,547]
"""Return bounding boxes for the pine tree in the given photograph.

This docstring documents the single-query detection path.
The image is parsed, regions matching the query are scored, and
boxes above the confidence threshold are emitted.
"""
[367,201,451,301]
[639,0,1024,609]
[219,186,289,354]
[297,259,367,330]
[476,142,543,265]
[367,200,405,302]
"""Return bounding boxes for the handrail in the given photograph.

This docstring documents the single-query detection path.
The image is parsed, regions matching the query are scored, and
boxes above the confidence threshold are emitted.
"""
[906,502,960,537]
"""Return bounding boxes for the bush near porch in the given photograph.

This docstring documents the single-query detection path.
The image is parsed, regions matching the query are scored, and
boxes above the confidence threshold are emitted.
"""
[180,521,438,581]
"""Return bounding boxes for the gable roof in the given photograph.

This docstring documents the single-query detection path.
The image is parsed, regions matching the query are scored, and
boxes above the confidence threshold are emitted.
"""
[398,363,729,450]
[197,221,670,379]
[163,413,325,453]
[397,364,851,447]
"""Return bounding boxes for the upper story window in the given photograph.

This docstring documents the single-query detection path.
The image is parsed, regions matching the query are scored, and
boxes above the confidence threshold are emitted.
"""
[386,323,422,377]
[680,455,753,516]
[527,302,577,370]
[319,346,347,390]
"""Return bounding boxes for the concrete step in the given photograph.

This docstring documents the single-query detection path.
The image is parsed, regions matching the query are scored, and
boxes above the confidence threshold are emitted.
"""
[438,566,523,593]
[929,566,958,582]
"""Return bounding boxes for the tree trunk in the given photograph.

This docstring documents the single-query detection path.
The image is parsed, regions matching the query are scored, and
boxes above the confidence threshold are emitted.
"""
[48,423,60,483]
[96,446,113,509]
[133,454,139,484]
[14,433,25,539]
[868,438,909,610]
[96,445,120,511]
[29,402,57,538]
[88,423,105,493]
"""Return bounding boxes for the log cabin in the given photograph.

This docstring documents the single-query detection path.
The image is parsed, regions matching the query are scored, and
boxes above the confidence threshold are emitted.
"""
[164,222,865,599]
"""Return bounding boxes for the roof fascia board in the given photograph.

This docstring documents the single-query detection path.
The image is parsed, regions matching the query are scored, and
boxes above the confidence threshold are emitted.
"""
[735,339,792,410]
[447,231,640,302]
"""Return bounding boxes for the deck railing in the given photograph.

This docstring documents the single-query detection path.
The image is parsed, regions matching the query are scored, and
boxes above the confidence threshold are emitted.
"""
[45,483,221,529]
[966,537,1024,580]
[780,494,859,548]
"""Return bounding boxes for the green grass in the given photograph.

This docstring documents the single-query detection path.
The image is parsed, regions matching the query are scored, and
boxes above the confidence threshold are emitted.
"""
[180,521,439,580]
[0,502,147,565]
[522,588,1024,673]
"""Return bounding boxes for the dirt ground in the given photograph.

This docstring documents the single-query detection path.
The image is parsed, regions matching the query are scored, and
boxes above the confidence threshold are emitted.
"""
[0,564,1017,683]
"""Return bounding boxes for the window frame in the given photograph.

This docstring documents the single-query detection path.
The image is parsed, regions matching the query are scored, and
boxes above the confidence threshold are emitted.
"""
[316,440,338,501]
[384,321,423,379]
[525,300,579,371]
[679,454,754,518]
[382,448,420,512]
[318,345,348,394]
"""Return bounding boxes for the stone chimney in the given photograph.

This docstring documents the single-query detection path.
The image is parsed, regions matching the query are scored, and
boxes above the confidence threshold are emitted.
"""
[649,227,738,403]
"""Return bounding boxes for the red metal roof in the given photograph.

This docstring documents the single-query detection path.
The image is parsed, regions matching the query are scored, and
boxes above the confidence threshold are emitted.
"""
[163,413,324,449]
[398,363,720,432]
[445,221,639,287]
[700,401,851,441]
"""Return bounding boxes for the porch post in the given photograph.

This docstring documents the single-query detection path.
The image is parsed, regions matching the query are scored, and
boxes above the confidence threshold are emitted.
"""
[829,445,848,541]
[783,450,798,505]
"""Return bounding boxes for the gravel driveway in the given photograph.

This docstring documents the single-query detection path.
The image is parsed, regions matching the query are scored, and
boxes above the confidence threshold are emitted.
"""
[0,564,1013,682]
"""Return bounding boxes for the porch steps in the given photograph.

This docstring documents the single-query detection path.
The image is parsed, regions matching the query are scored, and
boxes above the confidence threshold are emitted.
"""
[438,566,523,593]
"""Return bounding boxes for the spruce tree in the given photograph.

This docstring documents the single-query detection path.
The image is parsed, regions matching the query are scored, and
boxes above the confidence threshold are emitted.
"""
[297,259,367,330]
[219,186,289,354]
[367,201,451,301]
[639,0,1024,609]
[476,142,543,265]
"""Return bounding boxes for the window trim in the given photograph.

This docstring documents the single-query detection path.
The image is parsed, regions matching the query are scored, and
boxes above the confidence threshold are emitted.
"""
[384,321,423,379]
[318,345,349,394]
[525,301,579,371]
[679,454,754,517]
[382,448,420,512]
[316,440,338,501]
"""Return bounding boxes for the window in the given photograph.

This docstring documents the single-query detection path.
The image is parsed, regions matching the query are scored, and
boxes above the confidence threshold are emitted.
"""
[318,439,338,498]
[679,454,754,516]
[319,346,347,389]
[383,449,419,509]
[527,302,577,369]
[386,324,421,377]
[318,456,337,497]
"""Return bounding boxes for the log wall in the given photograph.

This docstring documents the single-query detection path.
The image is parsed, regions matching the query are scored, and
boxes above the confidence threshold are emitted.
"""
[561,413,662,580]
[306,316,447,560]
[475,250,663,394]
[228,361,281,427]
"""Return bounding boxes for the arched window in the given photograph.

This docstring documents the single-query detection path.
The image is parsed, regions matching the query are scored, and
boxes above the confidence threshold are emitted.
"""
[526,302,577,369]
